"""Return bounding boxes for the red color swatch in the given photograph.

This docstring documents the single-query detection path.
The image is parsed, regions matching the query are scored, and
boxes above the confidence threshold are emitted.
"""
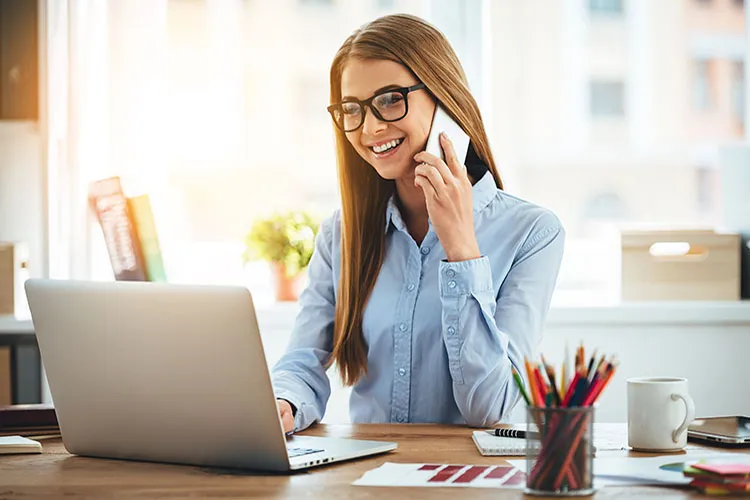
[485,465,514,479]
[418,464,442,471]
[501,469,526,486]
[428,465,463,482]
[453,466,490,484]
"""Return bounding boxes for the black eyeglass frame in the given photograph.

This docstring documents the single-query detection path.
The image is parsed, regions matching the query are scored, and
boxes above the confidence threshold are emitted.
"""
[327,83,427,132]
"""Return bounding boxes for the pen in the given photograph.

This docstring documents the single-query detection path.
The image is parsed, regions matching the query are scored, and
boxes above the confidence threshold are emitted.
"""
[488,428,540,439]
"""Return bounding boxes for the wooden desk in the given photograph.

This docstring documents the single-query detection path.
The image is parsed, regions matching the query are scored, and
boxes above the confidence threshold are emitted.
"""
[0,423,742,498]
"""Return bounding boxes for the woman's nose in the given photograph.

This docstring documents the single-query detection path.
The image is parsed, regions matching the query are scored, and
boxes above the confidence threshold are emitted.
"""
[361,107,387,136]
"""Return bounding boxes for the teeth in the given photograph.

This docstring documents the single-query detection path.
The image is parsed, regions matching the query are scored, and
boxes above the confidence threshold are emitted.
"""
[372,138,402,154]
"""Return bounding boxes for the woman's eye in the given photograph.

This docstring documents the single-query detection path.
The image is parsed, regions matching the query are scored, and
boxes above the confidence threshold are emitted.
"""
[376,92,404,107]
[341,103,361,116]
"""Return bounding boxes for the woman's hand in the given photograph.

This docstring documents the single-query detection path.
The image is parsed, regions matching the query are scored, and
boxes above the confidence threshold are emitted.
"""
[277,399,295,434]
[413,133,481,262]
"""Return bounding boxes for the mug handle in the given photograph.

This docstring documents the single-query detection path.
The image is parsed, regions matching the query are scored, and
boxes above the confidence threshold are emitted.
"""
[671,392,696,443]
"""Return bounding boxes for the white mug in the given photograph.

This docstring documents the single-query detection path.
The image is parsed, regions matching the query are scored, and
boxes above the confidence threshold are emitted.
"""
[627,377,696,452]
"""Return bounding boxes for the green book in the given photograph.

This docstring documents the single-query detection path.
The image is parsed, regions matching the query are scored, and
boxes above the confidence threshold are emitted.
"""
[127,194,167,282]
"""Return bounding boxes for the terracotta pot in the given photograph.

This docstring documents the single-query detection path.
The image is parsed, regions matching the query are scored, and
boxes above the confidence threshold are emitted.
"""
[270,262,303,302]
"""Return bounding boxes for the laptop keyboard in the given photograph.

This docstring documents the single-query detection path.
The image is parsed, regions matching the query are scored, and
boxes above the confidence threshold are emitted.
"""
[287,446,325,458]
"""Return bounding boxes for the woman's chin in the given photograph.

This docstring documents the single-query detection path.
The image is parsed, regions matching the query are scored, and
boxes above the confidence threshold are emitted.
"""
[370,159,410,180]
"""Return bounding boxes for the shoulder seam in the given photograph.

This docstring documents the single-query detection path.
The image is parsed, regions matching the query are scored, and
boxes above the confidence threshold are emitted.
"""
[518,224,561,258]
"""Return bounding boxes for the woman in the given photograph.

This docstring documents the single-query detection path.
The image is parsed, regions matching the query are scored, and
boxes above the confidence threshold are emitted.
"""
[272,14,564,433]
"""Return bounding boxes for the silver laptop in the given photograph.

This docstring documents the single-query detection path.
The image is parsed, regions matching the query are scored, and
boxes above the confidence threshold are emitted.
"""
[25,279,396,471]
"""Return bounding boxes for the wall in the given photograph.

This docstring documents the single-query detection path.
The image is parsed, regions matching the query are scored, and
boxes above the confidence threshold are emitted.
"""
[0,122,44,289]
[257,302,750,426]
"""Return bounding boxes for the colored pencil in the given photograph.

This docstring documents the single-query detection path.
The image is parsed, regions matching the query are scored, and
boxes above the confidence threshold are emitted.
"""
[585,350,597,381]
[561,342,569,396]
[512,366,532,406]
[525,358,541,407]
[533,366,549,406]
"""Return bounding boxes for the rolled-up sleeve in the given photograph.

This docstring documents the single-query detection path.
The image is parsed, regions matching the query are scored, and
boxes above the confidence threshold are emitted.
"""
[271,215,337,432]
[438,215,565,427]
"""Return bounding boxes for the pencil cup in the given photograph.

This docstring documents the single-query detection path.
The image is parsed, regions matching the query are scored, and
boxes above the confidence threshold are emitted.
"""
[525,406,596,497]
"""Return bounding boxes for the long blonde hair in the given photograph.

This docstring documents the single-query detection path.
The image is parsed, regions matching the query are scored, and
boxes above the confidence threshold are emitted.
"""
[329,13,503,386]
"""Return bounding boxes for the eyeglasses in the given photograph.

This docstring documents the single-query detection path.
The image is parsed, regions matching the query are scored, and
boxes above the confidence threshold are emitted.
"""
[327,83,427,133]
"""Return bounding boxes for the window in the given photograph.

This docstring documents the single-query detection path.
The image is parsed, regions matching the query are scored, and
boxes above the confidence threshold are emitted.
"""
[590,81,625,117]
[50,1,746,307]
[732,61,745,126]
[693,60,714,110]
[696,166,716,216]
[589,0,624,15]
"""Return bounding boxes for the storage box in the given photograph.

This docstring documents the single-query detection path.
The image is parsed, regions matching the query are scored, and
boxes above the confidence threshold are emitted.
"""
[621,229,741,301]
[0,242,29,316]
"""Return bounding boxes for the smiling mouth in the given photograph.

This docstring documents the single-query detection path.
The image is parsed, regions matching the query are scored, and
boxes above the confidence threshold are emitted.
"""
[369,138,404,156]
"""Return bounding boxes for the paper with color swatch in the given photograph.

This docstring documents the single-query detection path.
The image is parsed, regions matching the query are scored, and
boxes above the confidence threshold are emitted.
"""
[353,463,525,488]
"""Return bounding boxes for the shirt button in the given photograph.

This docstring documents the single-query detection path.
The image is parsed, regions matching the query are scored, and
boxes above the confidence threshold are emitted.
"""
[421,247,430,255]
[446,269,456,278]
[448,280,457,289]
[398,368,406,376]
[407,283,415,291]
[399,322,408,332]
[447,326,456,335]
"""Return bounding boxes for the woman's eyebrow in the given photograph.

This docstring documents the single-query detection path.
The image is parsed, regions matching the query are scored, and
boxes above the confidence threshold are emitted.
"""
[342,84,403,101]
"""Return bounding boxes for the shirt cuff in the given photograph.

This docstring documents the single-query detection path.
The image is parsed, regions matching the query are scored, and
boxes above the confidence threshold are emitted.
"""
[274,390,304,432]
[439,256,493,296]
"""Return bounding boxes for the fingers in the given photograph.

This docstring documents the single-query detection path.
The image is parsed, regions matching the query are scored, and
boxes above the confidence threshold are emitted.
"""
[277,400,295,434]
[415,162,447,198]
[439,132,464,176]
[414,174,438,200]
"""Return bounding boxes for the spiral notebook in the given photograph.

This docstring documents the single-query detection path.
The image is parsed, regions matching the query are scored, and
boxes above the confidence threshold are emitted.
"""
[472,430,529,456]
[473,424,626,456]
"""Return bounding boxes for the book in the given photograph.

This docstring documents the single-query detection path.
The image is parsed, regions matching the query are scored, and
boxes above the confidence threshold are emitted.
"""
[0,435,42,454]
[472,430,529,456]
[88,177,148,281]
[0,404,58,430]
[127,194,167,282]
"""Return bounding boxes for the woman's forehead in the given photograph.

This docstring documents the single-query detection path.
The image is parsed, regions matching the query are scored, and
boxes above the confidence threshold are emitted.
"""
[341,59,416,99]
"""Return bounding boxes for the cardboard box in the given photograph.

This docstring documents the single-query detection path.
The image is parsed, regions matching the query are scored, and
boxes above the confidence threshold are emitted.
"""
[621,229,741,301]
[0,243,29,316]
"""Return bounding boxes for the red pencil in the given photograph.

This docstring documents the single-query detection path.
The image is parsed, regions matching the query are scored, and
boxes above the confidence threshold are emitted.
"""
[534,366,549,405]
[584,363,616,406]
[560,369,582,407]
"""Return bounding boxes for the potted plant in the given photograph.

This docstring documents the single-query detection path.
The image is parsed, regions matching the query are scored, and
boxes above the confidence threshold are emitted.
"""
[242,211,320,302]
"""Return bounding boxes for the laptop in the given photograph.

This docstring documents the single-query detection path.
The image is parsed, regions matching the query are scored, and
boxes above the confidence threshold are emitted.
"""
[688,416,750,446]
[25,279,397,471]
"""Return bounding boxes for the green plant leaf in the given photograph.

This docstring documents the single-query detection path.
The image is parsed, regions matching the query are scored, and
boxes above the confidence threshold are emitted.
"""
[242,210,321,277]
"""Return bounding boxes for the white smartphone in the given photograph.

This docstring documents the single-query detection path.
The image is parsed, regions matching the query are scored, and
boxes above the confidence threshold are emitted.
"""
[424,104,471,166]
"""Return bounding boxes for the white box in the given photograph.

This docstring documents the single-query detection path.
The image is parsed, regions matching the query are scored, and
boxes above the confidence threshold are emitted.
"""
[621,229,741,301]
[0,242,30,316]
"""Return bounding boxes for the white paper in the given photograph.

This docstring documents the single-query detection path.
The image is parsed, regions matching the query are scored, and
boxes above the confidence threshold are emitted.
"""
[0,435,42,454]
[353,462,526,489]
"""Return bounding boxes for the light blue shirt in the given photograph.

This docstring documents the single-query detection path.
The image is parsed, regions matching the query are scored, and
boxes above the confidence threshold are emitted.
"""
[271,171,565,431]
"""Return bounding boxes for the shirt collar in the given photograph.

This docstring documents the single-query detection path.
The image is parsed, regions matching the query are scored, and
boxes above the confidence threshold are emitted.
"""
[384,170,498,234]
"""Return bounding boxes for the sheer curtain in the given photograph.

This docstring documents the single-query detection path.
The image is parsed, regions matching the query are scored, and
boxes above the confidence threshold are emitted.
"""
[45,0,168,281]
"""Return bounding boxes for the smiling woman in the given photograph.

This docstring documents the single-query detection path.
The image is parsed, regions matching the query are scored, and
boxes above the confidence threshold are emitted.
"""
[270,14,566,434]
